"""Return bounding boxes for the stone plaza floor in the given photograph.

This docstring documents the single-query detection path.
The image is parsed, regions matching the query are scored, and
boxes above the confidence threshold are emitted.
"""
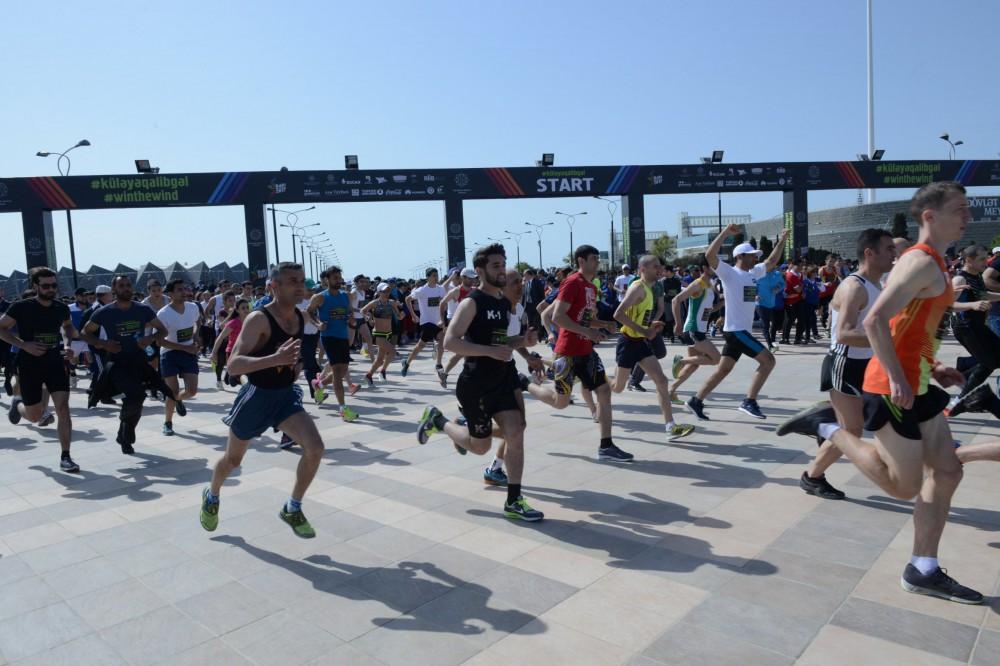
[0,337,998,665]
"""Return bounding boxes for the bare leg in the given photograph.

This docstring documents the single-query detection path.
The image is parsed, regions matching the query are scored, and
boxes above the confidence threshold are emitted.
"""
[913,415,963,558]
[956,441,1000,463]
[278,410,326,500]
[637,356,674,422]
[806,389,859,478]
[406,340,426,365]
[164,376,180,422]
[745,350,775,400]
[595,383,612,439]
[211,431,250,495]
[51,391,71,453]
[827,425,925,499]
[695,356,736,401]
[494,411,523,484]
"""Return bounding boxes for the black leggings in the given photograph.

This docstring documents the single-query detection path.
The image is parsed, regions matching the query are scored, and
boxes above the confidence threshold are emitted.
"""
[215,348,228,381]
[953,325,1000,397]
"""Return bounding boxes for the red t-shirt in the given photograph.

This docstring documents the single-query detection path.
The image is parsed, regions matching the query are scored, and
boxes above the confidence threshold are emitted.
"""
[224,318,243,354]
[554,272,598,357]
[784,270,803,305]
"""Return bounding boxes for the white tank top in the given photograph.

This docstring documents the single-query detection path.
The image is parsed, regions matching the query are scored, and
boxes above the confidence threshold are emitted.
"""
[829,273,881,360]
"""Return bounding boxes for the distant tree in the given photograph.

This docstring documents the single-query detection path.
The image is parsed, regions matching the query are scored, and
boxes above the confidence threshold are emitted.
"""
[651,234,677,261]
[991,234,1000,251]
[890,212,909,240]
[514,261,532,273]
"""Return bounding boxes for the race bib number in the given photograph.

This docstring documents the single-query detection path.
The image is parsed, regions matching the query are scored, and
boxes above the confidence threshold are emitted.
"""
[490,329,508,346]
[177,326,194,343]
[742,285,757,302]
[116,320,143,338]
[34,332,59,346]
[641,311,653,327]
[427,297,441,307]
[329,307,349,320]
[701,308,712,321]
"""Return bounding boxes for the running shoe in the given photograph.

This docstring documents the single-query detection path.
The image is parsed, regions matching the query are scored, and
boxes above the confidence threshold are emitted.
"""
[200,487,219,531]
[312,380,327,405]
[776,402,835,438]
[900,565,983,604]
[279,433,297,450]
[60,455,80,473]
[627,382,646,392]
[162,422,175,436]
[342,406,360,422]
[436,365,447,388]
[39,412,55,427]
[666,423,696,442]
[598,443,634,462]
[401,360,410,377]
[8,398,22,425]
[417,406,443,444]
[484,466,508,486]
[70,376,78,389]
[216,380,224,390]
[348,383,361,396]
[669,393,684,406]
[671,354,684,380]
[365,373,374,388]
[799,472,845,500]
[175,400,187,417]
[504,496,544,521]
[739,399,766,420]
[279,507,316,538]
[686,396,710,421]
[380,369,387,382]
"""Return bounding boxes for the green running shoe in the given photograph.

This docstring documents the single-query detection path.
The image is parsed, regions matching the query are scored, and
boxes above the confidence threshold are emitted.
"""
[200,487,219,532]
[417,406,443,445]
[671,354,684,380]
[666,423,696,442]
[279,507,316,538]
[341,406,359,422]
[504,496,544,522]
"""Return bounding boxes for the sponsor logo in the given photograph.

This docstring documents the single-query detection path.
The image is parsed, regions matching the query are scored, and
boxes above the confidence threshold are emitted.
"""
[677,180,691,187]
[304,189,320,197]
[808,165,821,179]
[392,175,408,183]
[325,174,337,184]
[427,186,435,194]
[351,189,360,196]
[486,310,502,320]
[454,173,469,187]
[306,175,319,186]
[647,172,664,186]
[325,189,352,196]
[384,188,403,196]
[375,176,388,184]
[28,237,42,250]
[751,168,763,175]
[536,177,594,193]
[423,175,436,182]
[341,178,362,185]
[249,229,263,241]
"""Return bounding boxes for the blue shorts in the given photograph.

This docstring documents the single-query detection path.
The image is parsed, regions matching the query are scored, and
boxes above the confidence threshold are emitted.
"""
[223,383,305,440]
[160,350,199,377]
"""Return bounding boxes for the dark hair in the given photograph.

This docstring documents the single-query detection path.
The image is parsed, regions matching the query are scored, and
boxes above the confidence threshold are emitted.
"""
[223,290,237,299]
[473,243,506,269]
[962,243,988,260]
[165,279,186,294]
[573,244,599,266]
[424,266,438,277]
[29,267,56,285]
[111,273,131,287]
[147,279,162,288]
[223,298,250,324]
[909,181,966,223]
[855,228,893,260]
[270,262,303,282]
[524,269,536,277]
[323,266,342,280]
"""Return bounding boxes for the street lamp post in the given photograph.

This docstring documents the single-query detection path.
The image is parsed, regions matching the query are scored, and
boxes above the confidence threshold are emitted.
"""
[525,221,554,269]
[270,206,316,264]
[36,139,90,289]
[939,133,963,160]
[555,211,587,263]
[503,230,529,267]
[593,196,618,269]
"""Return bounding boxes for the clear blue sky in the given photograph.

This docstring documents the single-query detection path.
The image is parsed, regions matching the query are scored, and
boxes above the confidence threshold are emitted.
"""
[1,0,997,278]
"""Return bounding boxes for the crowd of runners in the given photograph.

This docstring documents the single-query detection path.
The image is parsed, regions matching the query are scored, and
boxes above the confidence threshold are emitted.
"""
[2,181,1000,603]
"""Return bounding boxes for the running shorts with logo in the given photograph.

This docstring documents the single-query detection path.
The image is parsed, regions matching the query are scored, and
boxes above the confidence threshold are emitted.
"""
[455,364,519,438]
[552,351,607,395]
[160,350,199,377]
[721,330,765,360]
[17,351,69,405]
[321,337,351,365]
[615,335,653,369]
[862,385,949,440]
[223,384,305,440]
[820,353,868,397]
[419,323,441,342]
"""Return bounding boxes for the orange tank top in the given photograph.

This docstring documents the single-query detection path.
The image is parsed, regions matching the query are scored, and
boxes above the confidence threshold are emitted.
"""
[862,243,953,396]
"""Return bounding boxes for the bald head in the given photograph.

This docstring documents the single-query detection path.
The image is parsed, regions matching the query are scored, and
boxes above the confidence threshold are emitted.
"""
[504,268,523,304]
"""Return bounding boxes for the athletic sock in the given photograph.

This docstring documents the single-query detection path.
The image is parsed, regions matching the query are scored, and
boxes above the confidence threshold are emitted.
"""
[911,555,939,575]
[600,437,613,449]
[60,451,71,460]
[205,489,220,504]
[818,422,841,441]
[432,411,448,430]
[285,497,302,513]
[489,456,504,472]
[506,483,521,505]
[665,420,676,431]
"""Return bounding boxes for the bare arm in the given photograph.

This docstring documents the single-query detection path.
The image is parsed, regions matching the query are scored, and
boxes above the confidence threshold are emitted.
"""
[439,287,460,322]
[984,267,1000,292]
[613,281,650,337]
[764,229,791,271]
[306,293,327,331]
[552,298,601,342]
[705,224,739,270]
[211,325,231,357]
[137,318,167,348]
[226,311,301,376]
[442,299,512,361]
[832,279,870,348]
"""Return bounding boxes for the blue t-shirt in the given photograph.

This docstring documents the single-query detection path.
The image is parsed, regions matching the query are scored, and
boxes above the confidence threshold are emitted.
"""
[90,301,156,357]
[317,290,351,339]
[755,270,785,309]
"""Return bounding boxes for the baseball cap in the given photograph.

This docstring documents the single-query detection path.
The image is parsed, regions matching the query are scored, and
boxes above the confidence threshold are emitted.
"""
[992,246,1000,255]
[305,278,316,289]
[376,282,390,292]
[460,268,477,279]
[732,242,763,257]
[621,264,631,271]
[95,285,112,294]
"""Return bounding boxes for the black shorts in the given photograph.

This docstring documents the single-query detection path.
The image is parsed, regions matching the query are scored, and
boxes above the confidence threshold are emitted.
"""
[552,351,607,395]
[820,353,869,397]
[321,336,351,365]
[649,333,666,359]
[17,351,69,406]
[419,323,442,342]
[680,331,707,345]
[721,330,765,361]
[456,369,520,439]
[862,385,949,441]
[616,335,654,369]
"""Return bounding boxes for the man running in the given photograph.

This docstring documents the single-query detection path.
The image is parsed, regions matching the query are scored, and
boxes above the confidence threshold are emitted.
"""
[201,262,324,538]
[438,267,477,386]
[686,225,789,421]
[525,245,633,462]
[157,279,202,436]
[669,258,721,403]
[308,267,359,421]
[778,181,983,604]
[349,274,375,359]
[611,254,695,442]
[401,268,446,380]
[0,267,80,472]
[67,288,92,387]
[799,228,895,500]
[417,244,543,520]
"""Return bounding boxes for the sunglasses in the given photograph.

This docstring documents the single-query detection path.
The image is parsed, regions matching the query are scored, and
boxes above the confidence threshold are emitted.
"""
[37,282,58,289]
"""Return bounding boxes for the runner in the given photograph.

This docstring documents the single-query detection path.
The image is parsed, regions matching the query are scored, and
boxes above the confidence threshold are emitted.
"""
[778,181,983,604]
[0,267,80,472]
[401,268,446,381]
[201,262,324,538]
[669,258,721,404]
[211,299,250,389]
[307,266,359,422]
[360,283,404,385]
[211,291,236,389]
[157,279,202,436]
[626,262,667,392]
[438,267,477,387]
[67,288,91,387]
[349,274,375,359]
[685,225,789,421]
[524,245,633,462]
[800,228,895,500]
[141,279,168,392]
[611,254,695,441]
[298,283,323,400]
[417,244,543,520]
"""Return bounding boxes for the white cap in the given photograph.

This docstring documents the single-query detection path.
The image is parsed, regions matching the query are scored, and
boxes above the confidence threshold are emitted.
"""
[95,285,112,294]
[992,247,1000,255]
[460,268,477,279]
[621,264,631,270]
[732,242,763,257]
[448,267,459,277]
[376,282,390,292]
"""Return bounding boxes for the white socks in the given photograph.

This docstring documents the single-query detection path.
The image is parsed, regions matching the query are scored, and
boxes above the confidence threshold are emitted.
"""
[489,457,504,472]
[818,422,841,441]
[665,421,676,431]
[911,556,939,575]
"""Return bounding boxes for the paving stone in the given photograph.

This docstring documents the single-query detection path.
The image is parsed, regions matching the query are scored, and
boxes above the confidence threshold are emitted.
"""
[100,605,214,666]
[0,602,91,661]
[352,615,482,666]
[66,578,167,630]
[9,633,128,666]
[642,621,794,665]
[973,629,1000,666]
[176,580,281,634]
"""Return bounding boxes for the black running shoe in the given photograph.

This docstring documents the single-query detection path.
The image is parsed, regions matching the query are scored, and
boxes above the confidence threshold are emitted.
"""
[957,384,1000,419]
[8,398,22,425]
[60,456,80,473]
[799,472,845,500]
[175,400,187,417]
[598,443,634,462]
[279,434,297,451]
[628,382,647,392]
[738,399,766,420]
[120,442,135,455]
[686,396,710,421]
[776,402,836,438]
[900,564,984,604]
[516,373,531,392]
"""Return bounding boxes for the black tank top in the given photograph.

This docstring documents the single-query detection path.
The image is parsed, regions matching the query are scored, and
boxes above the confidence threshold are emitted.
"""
[247,307,304,389]
[954,270,986,329]
[461,290,510,385]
